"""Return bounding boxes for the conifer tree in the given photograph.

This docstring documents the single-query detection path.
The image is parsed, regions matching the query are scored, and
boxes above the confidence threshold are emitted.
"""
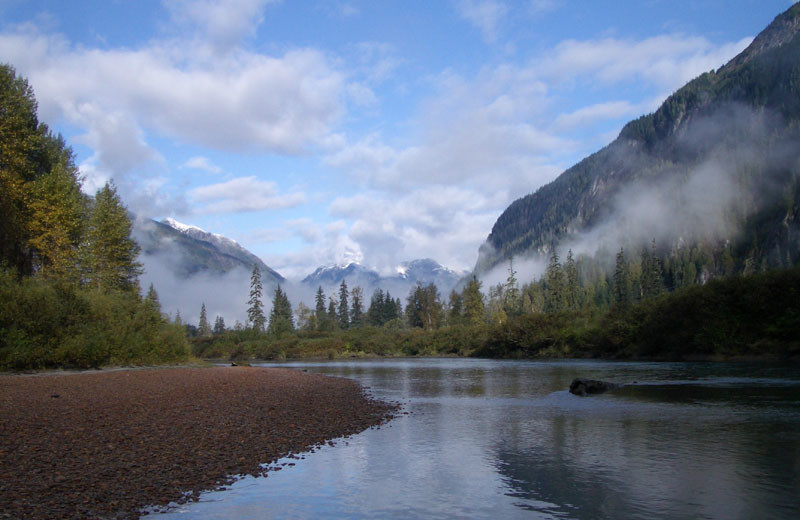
[565,250,579,310]
[350,286,364,328]
[545,252,565,312]
[337,279,350,329]
[613,247,631,307]
[503,258,522,317]
[327,294,338,329]
[267,285,294,336]
[198,303,211,337]
[144,283,161,314]
[247,264,266,332]
[82,181,142,292]
[314,286,328,330]
[213,315,226,335]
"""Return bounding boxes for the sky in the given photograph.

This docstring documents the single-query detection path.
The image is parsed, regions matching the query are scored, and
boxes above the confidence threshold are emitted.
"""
[1,0,795,280]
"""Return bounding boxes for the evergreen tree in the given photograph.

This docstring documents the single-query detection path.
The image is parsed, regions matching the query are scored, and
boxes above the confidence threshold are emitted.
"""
[144,283,161,314]
[350,286,364,328]
[462,276,486,326]
[337,279,350,329]
[82,181,142,292]
[367,288,384,326]
[503,258,522,317]
[327,294,338,329]
[565,250,579,310]
[613,247,631,307]
[213,315,226,335]
[247,264,266,332]
[174,310,183,326]
[267,285,294,336]
[314,286,328,331]
[544,252,565,312]
[198,303,211,337]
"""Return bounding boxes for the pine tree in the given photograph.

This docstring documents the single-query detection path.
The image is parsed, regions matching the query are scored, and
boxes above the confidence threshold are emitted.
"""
[545,252,565,313]
[503,258,522,317]
[198,303,211,337]
[613,247,631,307]
[327,294,338,329]
[314,286,328,330]
[247,264,266,332]
[82,181,142,292]
[337,279,350,330]
[144,283,161,314]
[213,315,226,335]
[350,286,364,328]
[565,250,579,310]
[267,285,294,336]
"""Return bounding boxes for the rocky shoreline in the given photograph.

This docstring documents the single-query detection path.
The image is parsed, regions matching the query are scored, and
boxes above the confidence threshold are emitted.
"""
[0,366,397,519]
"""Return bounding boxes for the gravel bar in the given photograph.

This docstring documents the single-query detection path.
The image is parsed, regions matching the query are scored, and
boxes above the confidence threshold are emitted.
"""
[0,366,397,519]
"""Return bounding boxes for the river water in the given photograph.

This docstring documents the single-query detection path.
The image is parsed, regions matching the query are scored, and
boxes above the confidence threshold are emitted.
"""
[158,359,800,519]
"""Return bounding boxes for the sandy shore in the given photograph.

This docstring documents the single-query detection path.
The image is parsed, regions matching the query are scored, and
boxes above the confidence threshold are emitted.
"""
[0,366,396,519]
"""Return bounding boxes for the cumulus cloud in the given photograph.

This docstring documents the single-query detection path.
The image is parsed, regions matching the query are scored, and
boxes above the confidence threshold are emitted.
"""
[181,156,223,174]
[165,0,278,53]
[190,176,307,213]
[540,35,753,91]
[455,0,508,43]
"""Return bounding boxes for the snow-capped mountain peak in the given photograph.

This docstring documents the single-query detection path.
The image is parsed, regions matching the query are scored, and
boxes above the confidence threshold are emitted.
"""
[163,217,203,234]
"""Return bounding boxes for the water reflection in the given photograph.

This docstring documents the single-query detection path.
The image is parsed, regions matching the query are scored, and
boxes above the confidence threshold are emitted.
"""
[160,359,800,519]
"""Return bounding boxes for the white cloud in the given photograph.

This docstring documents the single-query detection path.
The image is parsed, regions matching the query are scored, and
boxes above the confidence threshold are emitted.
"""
[455,0,508,43]
[190,176,306,213]
[553,100,640,131]
[540,35,753,91]
[0,24,347,156]
[165,0,279,53]
[180,156,223,174]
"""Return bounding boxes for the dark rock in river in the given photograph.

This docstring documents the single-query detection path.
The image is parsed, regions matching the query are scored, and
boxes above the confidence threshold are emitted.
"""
[569,378,620,396]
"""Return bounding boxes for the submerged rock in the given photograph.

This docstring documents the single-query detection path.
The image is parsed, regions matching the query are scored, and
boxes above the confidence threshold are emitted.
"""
[569,378,620,396]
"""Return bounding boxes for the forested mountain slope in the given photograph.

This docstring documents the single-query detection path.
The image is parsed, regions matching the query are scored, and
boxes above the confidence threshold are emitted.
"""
[477,4,800,280]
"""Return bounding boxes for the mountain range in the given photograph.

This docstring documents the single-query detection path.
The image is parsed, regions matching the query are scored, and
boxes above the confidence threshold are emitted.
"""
[136,218,464,300]
[476,4,800,280]
[302,258,464,297]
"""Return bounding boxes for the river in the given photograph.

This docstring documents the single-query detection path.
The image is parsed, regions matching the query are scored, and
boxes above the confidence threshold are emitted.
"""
[158,359,800,519]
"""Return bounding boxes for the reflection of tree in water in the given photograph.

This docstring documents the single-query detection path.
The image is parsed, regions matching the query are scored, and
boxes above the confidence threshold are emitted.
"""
[492,416,633,520]
[490,386,800,520]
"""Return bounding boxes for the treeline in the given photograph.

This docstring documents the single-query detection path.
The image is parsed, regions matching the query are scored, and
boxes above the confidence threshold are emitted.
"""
[0,65,187,370]
[191,247,800,362]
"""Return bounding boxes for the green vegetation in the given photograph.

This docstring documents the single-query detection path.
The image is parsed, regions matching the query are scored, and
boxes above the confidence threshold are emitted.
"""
[0,64,188,370]
[190,251,800,362]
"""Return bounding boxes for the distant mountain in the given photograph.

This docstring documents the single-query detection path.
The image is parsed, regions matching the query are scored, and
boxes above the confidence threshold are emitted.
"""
[302,259,464,298]
[394,259,462,292]
[302,262,381,289]
[134,218,284,283]
[477,3,800,280]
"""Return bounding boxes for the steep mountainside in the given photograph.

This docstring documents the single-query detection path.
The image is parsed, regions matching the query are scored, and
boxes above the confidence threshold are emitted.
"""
[477,4,800,277]
[134,218,284,283]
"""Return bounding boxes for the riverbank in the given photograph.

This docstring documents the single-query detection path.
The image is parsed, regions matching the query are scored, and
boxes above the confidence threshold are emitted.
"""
[0,366,397,519]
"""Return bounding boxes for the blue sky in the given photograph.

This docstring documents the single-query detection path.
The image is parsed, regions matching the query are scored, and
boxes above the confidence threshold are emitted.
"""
[1,0,794,279]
